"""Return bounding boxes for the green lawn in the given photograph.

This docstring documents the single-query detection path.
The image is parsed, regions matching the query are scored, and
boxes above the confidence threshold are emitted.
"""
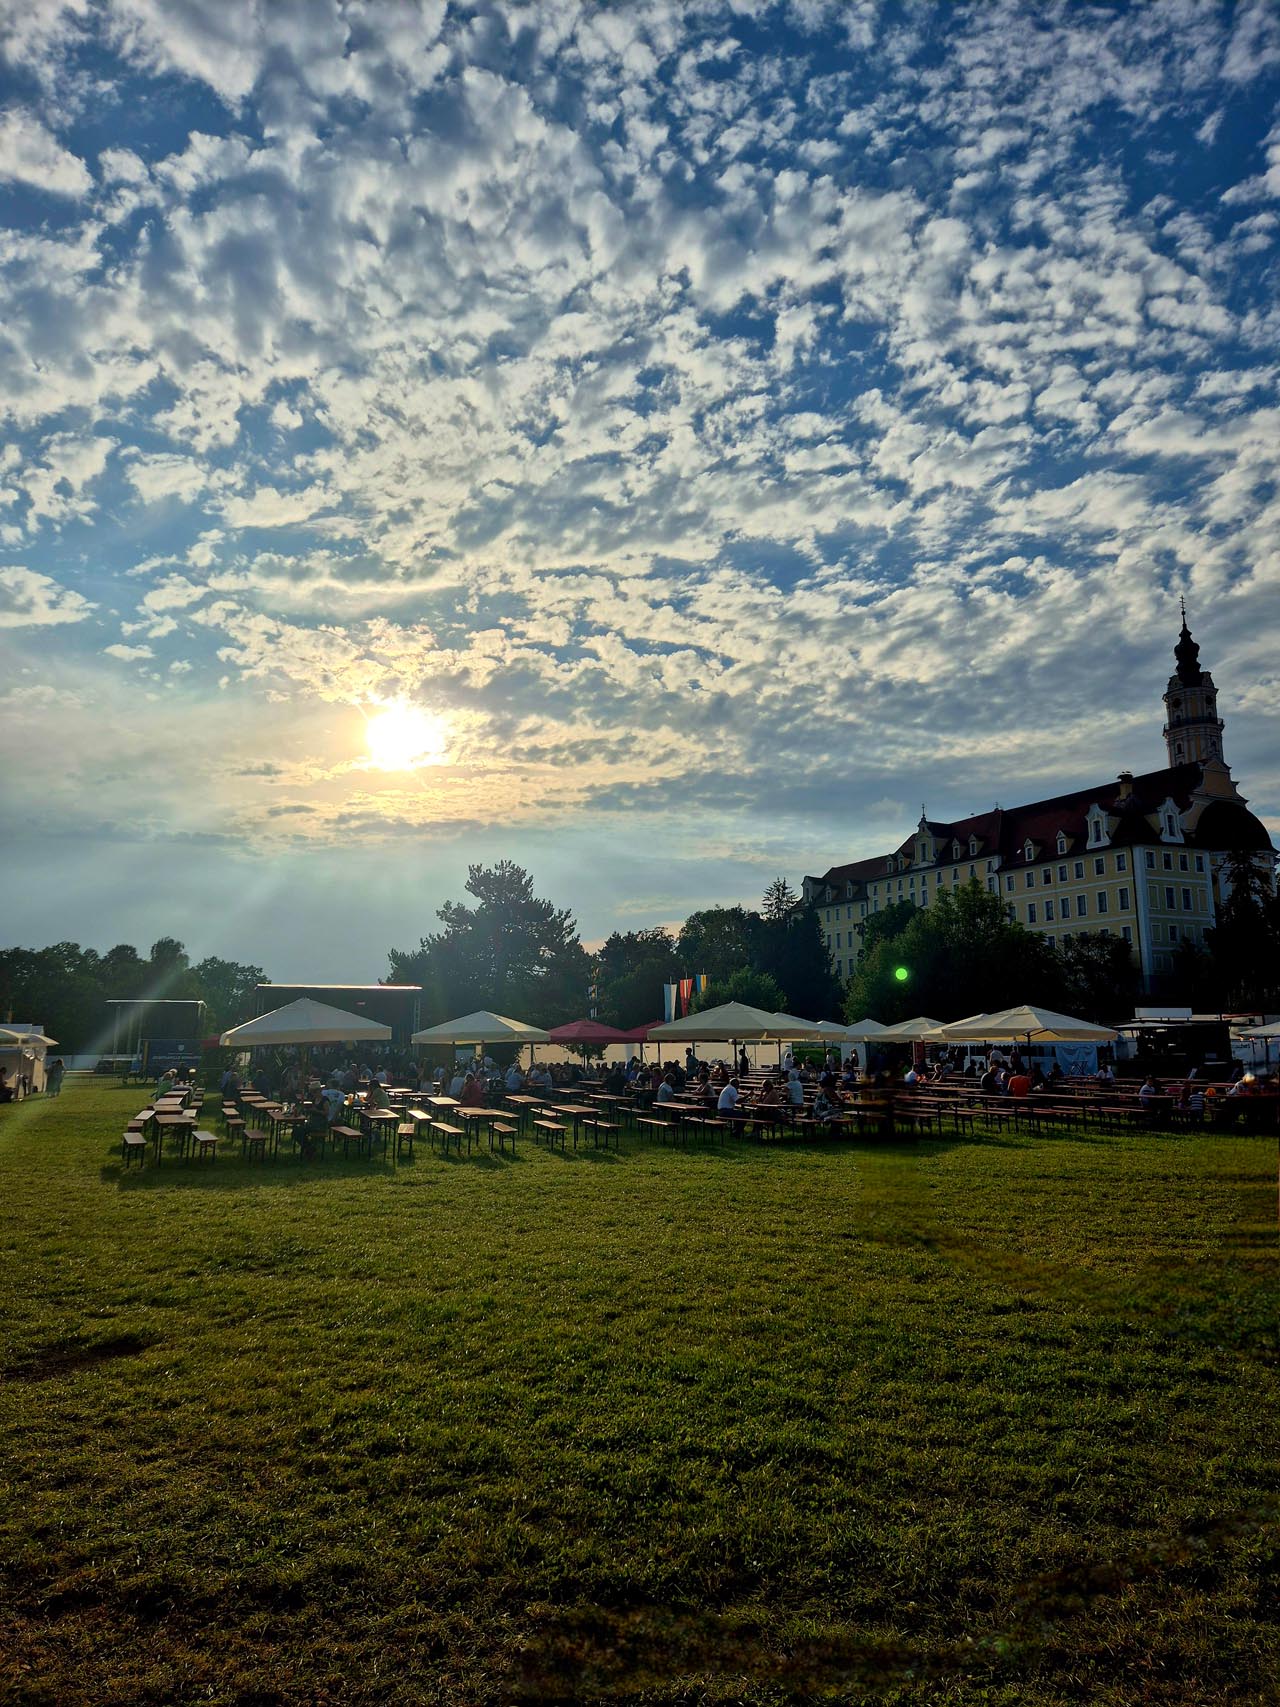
[1,1081,1277,1705]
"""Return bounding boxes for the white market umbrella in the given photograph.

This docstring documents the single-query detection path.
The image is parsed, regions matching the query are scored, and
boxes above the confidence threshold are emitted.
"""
[220,998,392,1047]
[925,1012,998,1041]
[875,1016,946,1041]
[844,1017,890,1041]
[941,1004,1117,1043]
[0,1028,57,1047]
[648,1001,781,1042]
[768,1012,825,1039]
[410,1010,551,1046]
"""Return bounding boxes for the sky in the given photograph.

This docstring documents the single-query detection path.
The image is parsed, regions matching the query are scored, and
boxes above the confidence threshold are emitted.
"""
[1,0,1279,983]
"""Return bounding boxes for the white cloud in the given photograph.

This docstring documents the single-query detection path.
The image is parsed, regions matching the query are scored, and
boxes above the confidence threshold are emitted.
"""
[0,566,93,628]
[0,107,92,197]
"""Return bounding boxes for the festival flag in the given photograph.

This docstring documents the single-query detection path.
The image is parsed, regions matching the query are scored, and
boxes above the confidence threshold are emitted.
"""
[678,976,693,1015]
[695,973,709,996]
[663,983,677,1022]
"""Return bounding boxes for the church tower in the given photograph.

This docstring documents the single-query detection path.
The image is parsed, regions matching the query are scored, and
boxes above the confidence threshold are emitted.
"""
[1163,603,1225,768]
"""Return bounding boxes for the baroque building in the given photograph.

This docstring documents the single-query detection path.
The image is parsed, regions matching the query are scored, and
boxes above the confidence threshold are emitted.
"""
[801,614,1275,992]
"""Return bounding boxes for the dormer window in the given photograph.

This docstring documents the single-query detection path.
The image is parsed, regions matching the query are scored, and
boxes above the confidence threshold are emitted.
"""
[1086,806,1110,848]
[1023,839,1034,863]
[846,882,853,899]
[952,841,962,861]
[968,836,979,857]
[1056,831,1068,856]
[1158,800,1184,843]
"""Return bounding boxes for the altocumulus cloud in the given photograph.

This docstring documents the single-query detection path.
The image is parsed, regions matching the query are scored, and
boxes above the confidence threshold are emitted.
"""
[0,0,1277,936]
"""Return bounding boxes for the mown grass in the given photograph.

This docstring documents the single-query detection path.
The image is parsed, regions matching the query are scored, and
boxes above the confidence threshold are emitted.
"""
[0,1080,1276,1705]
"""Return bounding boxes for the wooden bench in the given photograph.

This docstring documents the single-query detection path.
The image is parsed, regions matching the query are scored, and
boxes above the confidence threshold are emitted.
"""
[533,1119,566,1150]
[122,1132,147,1168]
[488,1122,518,1153]
[584,1119,620,1150]
[192,1130,218,1163]
[636,1117,674,1144]
[327,1124,371,1160]
[395,1122,416,1157]
[431,1121,468,1155]
[240,1129,271,1164]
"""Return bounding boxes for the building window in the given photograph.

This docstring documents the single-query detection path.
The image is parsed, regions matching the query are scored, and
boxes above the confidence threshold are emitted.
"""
[987,878,996,893]
[1023,840,1034,861]
[1165,886,1175,908]
[860,903,867,918]
[1045,899,1055,921]
[1097,892,1108,915]
[1056,832,1068,855]
[1076,894,1088,917]
[1122,926,1132,943]
[1169,925,1179,942]
[1046,935,1055,948]
[1058,864,1067,882]
[1195,855,1204,873]
[1163,852,1173,870]
[1179,853,1188,871]
[1181,888,1192,910]
[1115,853,1127,872]
[1042,869,1052,886]
[1146,851,1155,869]
[1027,903,1037,923]
[1074,861,1084,879]
[1118,887,1130,909]
[1006,875,1015,893]
[835,933,841,949]
[969,837,979,857]
[1025,872,1034,890]
[969,863,976,878]
[1094,857,1105,876]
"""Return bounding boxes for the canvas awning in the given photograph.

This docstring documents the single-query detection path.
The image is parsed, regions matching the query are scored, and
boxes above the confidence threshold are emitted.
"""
[548,1020,630,1045]
[411,1010,551,1046]
[768,1012,825,1040]
[843,1017,890,1041]
[939,1003,1117,1043]
[0,1028,57,1048]
[220,998,393,1047]
[874,1016,946,1041]
[648,1001,782,1042]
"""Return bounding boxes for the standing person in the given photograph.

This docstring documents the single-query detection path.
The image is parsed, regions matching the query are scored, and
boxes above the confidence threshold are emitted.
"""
[46,1057,65,1097]
[737,1045,749,1077]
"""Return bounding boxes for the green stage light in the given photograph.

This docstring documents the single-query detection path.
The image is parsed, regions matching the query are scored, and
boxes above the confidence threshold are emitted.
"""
[894,965,910,982]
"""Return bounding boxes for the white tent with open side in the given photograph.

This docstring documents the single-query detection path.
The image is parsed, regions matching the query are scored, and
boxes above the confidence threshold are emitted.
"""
[220,998,393,1048]
[937,1004,1118,1043]
[768,1011,825,1039]
[410,1010,551,1047]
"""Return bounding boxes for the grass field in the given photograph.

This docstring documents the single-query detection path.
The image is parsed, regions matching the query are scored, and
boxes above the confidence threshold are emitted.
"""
[1,1080,1277,1705]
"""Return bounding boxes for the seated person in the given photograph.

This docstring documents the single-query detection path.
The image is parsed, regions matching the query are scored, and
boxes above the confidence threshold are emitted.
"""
[505,1061,526,1092]
[365,1078,391,1110]
[785,1070,805,1108]
[656,1073,677,1104]
[716,1078,743,1119]
[812,1089,839,1123]
[459,1072,487,1108]
[756,1077,781,1108]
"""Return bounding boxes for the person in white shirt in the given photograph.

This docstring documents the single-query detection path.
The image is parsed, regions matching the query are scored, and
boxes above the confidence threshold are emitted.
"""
[717,1079,740,1117]
[449,1069,467,1098]
[505,1063,525,1092]
[782,1049,795,1073]
[785,1069,805,1108]
[657,1075,676,1104]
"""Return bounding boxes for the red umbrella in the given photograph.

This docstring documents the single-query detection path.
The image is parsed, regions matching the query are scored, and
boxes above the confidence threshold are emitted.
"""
[548,1020,630,1044]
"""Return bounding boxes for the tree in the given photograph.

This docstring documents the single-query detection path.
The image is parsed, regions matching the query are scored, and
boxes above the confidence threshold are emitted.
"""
[692,966,786,1015]
[190,957,267,1034]
[844,880,1064,1024]
[1200,853,1280,1010]
[856,899,918,951]
[594,928,680,1029]
[676,907,761,985]
[1055,933,1140,1024]
[388,862,591,1028]
[761,877,799,922]
[753,901,842,1019]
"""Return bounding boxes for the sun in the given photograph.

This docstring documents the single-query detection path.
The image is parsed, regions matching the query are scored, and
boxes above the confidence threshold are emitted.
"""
[364,703,449,771]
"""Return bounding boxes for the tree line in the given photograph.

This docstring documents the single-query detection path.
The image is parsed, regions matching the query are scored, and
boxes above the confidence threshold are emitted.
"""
[0,939,266,1052]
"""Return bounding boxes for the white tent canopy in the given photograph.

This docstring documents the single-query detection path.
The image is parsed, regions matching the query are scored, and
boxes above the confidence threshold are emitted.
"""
[411,1010,550,1046]
[939,1003,1117,1043]
[844,1017,890,1041]
[0,1027,57,1047]
[221,998,393,1048]
[1237,1020,1280,1040]
[768,1011,825,1039]
[813,1019,855,1040]
[875,1016,946,1041]
[925,1012,997,1041]
[648,1001,781,1042]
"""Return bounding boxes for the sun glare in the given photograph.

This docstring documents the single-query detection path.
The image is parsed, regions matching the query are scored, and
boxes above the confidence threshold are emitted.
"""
[364,704,449,771]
